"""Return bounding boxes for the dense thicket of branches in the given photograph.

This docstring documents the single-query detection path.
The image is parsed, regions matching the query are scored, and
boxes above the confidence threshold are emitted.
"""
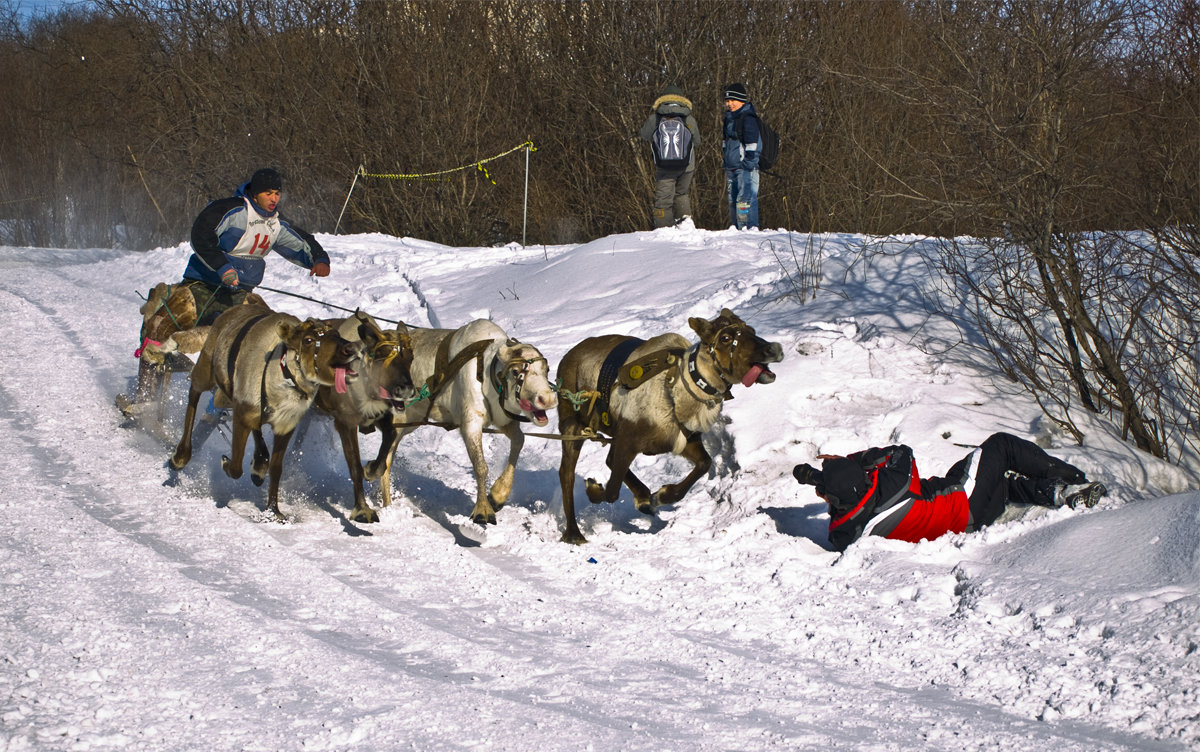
[1,0,1194,248]
[1,0,1197,465]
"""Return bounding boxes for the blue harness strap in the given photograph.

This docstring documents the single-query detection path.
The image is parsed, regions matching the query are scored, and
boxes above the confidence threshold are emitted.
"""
[594,337,645,430]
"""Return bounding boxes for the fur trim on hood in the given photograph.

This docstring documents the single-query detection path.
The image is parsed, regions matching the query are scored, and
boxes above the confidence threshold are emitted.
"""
[652,93,693,112]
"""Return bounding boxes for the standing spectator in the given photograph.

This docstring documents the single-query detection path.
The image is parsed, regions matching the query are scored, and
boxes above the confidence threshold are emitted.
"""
[722,82,760,230]
[639,84,700,228]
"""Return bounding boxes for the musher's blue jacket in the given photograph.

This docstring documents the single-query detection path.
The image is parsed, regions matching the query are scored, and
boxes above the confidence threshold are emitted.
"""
[183,181,328,292]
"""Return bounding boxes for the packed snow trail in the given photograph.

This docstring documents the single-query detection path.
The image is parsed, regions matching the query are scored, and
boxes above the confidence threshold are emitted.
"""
[0,237,1195,751]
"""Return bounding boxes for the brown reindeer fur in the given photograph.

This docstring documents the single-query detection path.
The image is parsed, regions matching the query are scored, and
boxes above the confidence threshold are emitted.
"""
[140,291,266,366]
[170,303,363,520]
[128,283,202,407]
[555,308,783,544]
[140,283,198,344]
[312,312,416,524]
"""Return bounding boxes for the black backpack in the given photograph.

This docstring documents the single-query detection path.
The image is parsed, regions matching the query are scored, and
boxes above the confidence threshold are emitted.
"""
[651,114,693,170]
[737,113,780,171]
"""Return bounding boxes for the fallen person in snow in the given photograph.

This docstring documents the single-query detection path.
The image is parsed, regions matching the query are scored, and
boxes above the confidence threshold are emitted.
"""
[792,432,1107,551]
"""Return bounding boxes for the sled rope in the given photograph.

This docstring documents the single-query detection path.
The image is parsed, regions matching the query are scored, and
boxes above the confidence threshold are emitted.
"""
[520,427,610,445]
[256,285,407,326]
[385,419,610,445]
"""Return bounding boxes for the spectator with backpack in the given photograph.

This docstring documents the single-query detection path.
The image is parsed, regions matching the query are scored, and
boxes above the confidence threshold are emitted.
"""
[639,84,700,228]
[792,432,1108,551]
[723,82,766,230]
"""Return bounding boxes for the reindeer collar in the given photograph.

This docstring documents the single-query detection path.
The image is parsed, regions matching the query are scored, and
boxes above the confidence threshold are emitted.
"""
[261,344,311,420]
[686,344,726,399]
[278,346,299,389]
[276,344,319,396]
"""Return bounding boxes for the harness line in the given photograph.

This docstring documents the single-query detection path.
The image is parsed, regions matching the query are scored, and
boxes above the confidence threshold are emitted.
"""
[256,285,406,326]
[383,420,609,445]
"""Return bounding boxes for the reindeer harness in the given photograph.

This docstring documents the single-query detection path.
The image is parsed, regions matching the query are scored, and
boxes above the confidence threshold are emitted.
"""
[395,335,546,429]
[573,331,739,432]
[575,323,753,430]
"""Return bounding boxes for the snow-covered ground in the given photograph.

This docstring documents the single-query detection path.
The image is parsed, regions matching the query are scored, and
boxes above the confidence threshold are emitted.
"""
[1,224,1196,751]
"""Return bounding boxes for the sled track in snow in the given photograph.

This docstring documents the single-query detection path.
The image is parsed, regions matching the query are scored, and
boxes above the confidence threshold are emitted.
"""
[1,264,1180,751]
[0,283,851,746]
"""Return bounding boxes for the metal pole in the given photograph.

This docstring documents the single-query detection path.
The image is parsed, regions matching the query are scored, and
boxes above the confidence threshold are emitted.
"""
[334,166,363,234]
[522,145,530,246]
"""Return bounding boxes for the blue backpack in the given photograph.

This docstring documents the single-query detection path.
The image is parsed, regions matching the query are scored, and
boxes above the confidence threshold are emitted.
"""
[651,114,693,170]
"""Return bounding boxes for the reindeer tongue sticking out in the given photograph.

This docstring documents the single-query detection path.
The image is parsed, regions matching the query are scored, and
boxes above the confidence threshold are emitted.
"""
[335,367,349,394]
[741,363,776,388]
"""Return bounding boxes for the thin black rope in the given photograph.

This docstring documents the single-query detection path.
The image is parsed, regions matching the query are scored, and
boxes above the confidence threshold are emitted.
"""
[256,285,404,326]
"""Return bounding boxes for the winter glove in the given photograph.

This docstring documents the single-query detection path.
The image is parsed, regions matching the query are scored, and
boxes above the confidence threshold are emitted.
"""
[219,266,239,288]
[793,463,823,486]
[309,262,330,278]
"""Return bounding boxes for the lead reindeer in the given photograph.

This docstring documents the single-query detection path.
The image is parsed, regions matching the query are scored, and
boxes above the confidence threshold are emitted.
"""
[555,308,783,544]
[364,319,558,526]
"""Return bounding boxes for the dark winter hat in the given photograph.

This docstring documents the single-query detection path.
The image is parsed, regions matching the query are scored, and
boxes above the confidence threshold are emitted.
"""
[662,83,685,98]
[247,168,283,196]
[724,82,749,102]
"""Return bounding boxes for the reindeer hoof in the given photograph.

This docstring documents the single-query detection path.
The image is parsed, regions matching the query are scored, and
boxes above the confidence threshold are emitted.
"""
[220,455,242,479]
[585,478,608,504]
[560,528,588,545]
[169,452,189,471]
[363,460,384,482]
[652,488,682,507]
[250,471,266,488]
[350,506,380,524]
[471,508,497,526]
[635,498,658,516]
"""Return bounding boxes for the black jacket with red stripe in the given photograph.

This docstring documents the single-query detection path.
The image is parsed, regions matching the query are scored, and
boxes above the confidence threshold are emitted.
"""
[824,445,970,552]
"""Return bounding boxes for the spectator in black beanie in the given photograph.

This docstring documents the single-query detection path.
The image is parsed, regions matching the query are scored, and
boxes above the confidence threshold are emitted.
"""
[722,83,760,230]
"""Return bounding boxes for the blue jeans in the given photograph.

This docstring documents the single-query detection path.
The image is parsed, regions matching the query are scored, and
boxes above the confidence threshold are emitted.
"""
[725,168,759,229]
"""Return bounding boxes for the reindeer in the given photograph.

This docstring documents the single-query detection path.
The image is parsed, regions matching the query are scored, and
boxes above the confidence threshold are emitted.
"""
[120,282,264,421]
[363,319,558,526]
[312,311,416,524]
[169,303,363,520]
[555,308,783,544]
[137,291,266,369]
[117,283,201,421]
